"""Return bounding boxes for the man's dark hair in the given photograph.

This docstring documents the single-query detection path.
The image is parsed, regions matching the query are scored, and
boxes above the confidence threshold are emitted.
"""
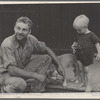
[16,16,33,29]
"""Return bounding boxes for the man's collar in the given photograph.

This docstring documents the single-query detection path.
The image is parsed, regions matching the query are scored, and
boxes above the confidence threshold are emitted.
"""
[13,34,20,48]
[13,34,31,49]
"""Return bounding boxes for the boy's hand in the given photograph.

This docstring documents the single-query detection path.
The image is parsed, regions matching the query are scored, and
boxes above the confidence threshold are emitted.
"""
[71,42,78,53]
[96,53,100,61]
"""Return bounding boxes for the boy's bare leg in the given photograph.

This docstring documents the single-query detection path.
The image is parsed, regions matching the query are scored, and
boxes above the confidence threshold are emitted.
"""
[77,61,86,87]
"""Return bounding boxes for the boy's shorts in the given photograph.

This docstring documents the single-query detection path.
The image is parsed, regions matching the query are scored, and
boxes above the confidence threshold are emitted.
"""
[75,47,94,66]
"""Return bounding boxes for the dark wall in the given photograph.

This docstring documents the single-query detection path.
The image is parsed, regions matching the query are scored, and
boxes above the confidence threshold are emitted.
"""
[0,4,100,53]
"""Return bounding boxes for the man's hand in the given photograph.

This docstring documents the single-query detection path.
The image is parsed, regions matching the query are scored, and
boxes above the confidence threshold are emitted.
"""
[57,64,65,77]
[34,73,46,82]
[57,64,68,87]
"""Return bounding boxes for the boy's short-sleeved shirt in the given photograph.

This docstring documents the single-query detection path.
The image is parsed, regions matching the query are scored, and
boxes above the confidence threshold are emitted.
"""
[1,34,46,71]
[74,32,100,48]
[74,32,100,66]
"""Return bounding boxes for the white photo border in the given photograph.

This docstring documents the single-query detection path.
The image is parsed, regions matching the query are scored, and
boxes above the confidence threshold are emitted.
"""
[0,0,100,99]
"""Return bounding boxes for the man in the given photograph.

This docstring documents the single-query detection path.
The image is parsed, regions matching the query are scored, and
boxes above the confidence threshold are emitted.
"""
[0,16,65,93]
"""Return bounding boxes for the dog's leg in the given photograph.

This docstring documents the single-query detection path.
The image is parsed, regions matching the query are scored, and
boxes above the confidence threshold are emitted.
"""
[58,55,69,87]
[62,66,69,87]
[73,62,80,83]
[63,75,68,87]
[63,78,68,87]
[77,61,86,87]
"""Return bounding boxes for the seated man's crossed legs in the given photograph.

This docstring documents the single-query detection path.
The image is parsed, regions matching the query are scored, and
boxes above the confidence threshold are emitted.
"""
[1,73,27,93]
[0,54,52,93]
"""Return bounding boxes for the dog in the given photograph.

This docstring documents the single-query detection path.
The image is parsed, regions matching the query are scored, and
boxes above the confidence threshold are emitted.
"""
[58,54,80,87]
[57,53,100,92]
[85,62,100,92]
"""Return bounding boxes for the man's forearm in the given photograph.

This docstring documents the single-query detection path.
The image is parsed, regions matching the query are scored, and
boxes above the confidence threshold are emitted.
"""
[8,66,41,80]
[45,46,61,67]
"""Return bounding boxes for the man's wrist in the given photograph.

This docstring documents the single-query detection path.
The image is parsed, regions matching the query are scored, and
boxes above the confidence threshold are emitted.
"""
[31,72,39,79]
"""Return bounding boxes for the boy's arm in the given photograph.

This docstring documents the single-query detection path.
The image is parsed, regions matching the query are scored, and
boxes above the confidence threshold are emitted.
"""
[71,42,77,54]
[95,42,100,61]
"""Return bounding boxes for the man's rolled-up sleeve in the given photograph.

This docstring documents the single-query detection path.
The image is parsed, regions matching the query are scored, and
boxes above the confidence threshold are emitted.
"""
[33,39,46,53]
[37,41,46,52]
[1,46,16,69]
[30,35,47,53]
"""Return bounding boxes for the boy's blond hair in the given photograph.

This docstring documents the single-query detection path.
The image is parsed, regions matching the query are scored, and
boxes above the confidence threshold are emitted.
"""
[73,14,89,29]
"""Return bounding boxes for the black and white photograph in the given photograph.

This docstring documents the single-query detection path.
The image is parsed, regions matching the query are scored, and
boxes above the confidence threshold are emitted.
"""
[0,1,100,98]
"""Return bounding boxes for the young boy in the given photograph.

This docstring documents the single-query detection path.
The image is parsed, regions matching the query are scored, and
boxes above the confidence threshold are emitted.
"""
[71,14,100,87]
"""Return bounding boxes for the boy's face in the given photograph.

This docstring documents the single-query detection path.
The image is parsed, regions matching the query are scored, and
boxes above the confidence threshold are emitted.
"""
[76,27,86,34]
[14,22,30,40]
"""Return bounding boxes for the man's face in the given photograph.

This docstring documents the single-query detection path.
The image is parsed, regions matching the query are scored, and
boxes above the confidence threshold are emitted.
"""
[14,22,30,40]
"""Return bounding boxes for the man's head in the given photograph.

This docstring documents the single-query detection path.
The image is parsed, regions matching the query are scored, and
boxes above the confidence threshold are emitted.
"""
[14,16,33,40]
[73,14,89,34]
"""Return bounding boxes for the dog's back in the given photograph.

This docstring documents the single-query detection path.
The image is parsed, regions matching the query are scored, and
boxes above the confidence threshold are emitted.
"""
[85,62,100,92]
[58,54,78,68]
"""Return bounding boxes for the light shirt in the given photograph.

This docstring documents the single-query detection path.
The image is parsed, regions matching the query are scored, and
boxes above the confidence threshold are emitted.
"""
[1,34,46,72]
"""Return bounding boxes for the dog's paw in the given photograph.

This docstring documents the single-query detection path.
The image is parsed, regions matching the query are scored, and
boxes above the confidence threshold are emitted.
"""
[51,77,57,80]
[63,81,68,87]
[77,83,86,88]
[75,79,79,84]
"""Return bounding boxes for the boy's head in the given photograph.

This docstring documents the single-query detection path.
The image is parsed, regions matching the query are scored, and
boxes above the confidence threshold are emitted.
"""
[73,14,89,34]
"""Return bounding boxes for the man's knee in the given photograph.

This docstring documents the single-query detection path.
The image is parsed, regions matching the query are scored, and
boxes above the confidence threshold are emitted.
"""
[43,54,52,63]
[3,77,27,93]
[16,77,27,91]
